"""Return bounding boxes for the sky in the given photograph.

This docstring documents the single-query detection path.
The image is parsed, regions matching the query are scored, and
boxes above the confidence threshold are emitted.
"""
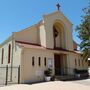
[0,0,89,45]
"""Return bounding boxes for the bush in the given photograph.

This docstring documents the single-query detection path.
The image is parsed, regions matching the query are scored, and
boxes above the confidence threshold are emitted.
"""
[44,68,52,76]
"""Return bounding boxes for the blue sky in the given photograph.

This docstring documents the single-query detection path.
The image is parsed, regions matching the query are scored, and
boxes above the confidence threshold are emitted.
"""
[0,0,89,44]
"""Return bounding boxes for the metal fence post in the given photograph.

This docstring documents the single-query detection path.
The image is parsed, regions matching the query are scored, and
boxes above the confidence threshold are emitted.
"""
[18,65,20,84]
[5,65,8,85]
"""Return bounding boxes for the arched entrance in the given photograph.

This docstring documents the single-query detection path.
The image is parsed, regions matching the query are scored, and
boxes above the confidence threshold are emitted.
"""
[53,22,65,49]
[53,21,67,75]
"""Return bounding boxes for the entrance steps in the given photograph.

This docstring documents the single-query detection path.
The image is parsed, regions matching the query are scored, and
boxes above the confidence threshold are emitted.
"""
[55,75,75,81]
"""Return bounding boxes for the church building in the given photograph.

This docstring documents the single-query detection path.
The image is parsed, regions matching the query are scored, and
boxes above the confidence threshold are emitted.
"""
[0,6,88,83]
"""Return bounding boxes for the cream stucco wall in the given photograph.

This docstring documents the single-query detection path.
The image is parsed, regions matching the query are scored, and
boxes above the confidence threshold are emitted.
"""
[67,52,88,74]
[14,25,40,44]
[0,39,88,83]
[0,40,13,67]
[20,47,88,83]
[20,48,54,83]
[0,40,13,82]
[0,39,22,83]
[12,11,74,51]
[12,44,22,82]
[43,11,73,50]
[39,25,46,47]
[0,11,89,84]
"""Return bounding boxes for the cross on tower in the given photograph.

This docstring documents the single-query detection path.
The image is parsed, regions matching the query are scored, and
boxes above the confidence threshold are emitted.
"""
[56,3,61,11]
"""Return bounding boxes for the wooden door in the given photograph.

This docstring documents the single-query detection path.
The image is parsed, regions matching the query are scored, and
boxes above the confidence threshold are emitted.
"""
[54,54,61,75]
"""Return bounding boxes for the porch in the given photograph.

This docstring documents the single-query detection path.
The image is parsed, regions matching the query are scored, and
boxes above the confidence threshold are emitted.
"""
[54,54,68,75]
[54,67,75,81]
[54,67,89,81]
[54,54,75,80]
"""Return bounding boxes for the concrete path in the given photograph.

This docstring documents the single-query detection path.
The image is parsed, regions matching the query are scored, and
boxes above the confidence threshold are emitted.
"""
[0,81,90,90]
[69,78,90,86]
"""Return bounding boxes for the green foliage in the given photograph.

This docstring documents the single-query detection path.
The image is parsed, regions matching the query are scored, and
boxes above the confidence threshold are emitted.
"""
[76,4,90,60]
[44,68,52,76]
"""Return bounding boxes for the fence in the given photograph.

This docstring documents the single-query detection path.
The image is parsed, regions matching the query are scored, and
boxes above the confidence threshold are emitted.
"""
[55,67,75,76]
[0,65,20,86]
[55,67,89,80]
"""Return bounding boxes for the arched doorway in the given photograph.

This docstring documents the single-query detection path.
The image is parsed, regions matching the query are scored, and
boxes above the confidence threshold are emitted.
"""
[53,22,65,49]
[53,21,67,75]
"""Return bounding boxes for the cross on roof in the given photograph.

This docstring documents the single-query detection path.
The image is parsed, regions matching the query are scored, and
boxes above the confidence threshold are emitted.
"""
[56,3,61,11]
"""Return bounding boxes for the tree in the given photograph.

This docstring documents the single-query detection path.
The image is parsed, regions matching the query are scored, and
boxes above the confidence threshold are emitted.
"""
[76,4,90,61]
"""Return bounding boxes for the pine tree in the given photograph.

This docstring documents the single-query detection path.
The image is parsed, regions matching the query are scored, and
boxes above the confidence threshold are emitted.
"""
[76,4,90,61]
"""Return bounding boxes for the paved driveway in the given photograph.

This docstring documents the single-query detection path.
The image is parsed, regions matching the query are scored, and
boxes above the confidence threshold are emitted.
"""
[0,81,90,90]
[70,68,90,86]
[70,79,90,86]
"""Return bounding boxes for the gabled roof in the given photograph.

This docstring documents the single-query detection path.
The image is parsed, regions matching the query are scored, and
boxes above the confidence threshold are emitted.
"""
[43,11,72,25]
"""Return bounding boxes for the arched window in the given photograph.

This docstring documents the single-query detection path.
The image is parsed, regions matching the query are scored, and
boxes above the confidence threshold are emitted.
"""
[8,44,11,63]
[1,48,4,64]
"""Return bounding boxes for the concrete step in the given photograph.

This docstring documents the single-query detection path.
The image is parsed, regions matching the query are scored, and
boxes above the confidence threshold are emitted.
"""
[55,75,75,81]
